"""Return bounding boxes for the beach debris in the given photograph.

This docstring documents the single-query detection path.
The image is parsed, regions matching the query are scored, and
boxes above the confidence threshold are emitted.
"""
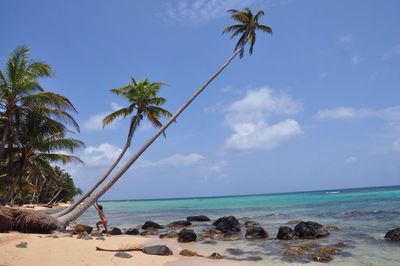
[159,231,178,239]
[245,226,268,240]
[276,226,299,240]
[167,220,192,228]
[96,236,105,240]
[385,228,400,241]
[15,241,28,248]
[179,249,202,257]
[244,220,259,228]
[74,224,93,234]
[125,228,139,235]
[114,252,132,258]
[186,215,210,222]
[178,228,197,242]
[142,245,173,256]
[96,244,143,252]
[208,252,223,259]
[105,227,122,235]
[213,216,241,233]
[81,231,93,240]
[141,221,163,230]
[287,220,303,225]
[294,221,329,239]
[308,251,333,262]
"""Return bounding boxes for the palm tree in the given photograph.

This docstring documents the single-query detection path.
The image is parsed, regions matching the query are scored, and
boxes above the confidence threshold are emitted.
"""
[0,46,81,204]
[54,77,172,217]
[56,7,272,226]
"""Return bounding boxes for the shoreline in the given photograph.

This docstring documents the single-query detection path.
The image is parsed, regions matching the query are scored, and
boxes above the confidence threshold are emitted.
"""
[5,202,71,212]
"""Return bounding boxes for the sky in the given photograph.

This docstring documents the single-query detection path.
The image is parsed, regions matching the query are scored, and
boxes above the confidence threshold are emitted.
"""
[1,0,400,200]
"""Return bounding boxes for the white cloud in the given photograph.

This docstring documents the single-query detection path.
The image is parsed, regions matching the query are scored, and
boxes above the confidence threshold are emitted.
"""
[81,143,126,167]
[316,106,400,121]
[351,55,360,65]
[83,102,124,131]
[338,34,353,44]
[224,87,302,151]
[165,0,255,24]
[393,138,400,152]
[382,44,400,60]
[137,153,205,168]
[345,156,358,163]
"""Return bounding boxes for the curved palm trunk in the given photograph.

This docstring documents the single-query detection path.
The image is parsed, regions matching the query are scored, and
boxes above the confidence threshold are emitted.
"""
[57,49,241,225]
[53,115,140,217]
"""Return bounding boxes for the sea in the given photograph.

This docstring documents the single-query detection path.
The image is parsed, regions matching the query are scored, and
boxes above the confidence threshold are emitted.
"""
[78,185,400,265]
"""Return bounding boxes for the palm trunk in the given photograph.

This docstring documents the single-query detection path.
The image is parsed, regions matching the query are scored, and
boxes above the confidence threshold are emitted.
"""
[0,123,9,157]
[57,49,241,225]
[46,188,63,207]
[53,115,141,217]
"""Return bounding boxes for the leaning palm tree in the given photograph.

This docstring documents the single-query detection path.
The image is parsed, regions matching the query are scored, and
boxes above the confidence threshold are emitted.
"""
[54,78,172,217]
[56,7,272,226]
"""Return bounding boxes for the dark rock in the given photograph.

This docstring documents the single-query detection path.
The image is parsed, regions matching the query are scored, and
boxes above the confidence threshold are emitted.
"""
[209,252,223,259]
[15,242,28,248]
[294,221,329,239]
[140,230,159,236]
[114,252,132,258]
[244,221,259,228]
[142,221,163,230]
[159,231,178,239]
[187,215,210,222]
[277,226,298,240]
[385,228,400,241]
[202,240,217,245]
[308,251,333,262]
[178,228,197,242]
[179,249,202,257]
[74,224,93,234]
[143,245,173,256]
[287,219,303,225]
[167,220,191,228]
[213,216,241,233]
[222,231,241,241]
[106,227,122,235]
[0,208,13,232]
[125,228,139,235]
[245,226,268,240]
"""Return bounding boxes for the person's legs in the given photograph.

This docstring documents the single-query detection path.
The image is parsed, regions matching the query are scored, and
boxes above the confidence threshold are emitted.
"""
[96,221,101,230]
[103,221,109,235]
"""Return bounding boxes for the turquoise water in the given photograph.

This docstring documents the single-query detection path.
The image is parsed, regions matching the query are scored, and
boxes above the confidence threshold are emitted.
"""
[78,186,400,265]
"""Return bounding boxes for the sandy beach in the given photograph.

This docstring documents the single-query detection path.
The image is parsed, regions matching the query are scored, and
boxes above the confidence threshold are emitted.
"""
[0,232,248,266]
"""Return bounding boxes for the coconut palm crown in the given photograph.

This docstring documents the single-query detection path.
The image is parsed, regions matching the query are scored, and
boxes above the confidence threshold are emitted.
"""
[103,77,172,141]
[223,8,272,58]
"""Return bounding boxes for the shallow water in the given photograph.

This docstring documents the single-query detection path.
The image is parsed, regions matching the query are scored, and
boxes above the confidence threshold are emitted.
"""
[78,186,400,265]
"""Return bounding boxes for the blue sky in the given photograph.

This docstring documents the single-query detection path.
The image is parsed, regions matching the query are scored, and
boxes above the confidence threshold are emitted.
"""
[1,0,400,200]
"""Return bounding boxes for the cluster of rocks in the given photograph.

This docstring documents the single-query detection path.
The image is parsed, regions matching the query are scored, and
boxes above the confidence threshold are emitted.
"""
[282,242,347,263]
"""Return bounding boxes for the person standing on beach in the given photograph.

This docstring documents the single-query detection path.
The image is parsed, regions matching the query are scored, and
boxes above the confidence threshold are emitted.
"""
[94,201,109,235]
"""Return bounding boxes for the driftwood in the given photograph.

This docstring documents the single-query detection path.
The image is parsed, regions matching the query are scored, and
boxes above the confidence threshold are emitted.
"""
[96,244,143,252]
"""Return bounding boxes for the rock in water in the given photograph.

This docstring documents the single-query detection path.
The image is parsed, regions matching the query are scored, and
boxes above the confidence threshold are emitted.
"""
[159,231,178,239]
[209,252,223,259]
[277,226,298,240]
[125,228,139,235]
[244,221,259,228]
[143,245,173,256]
[308,251,333,262]
[294,221,329,239]
[187,215,210,222]
[142,221,163,230]
[178,228,197,242]
[74,224,93,234]
[106,227,122,235]
[114,252,132,258]
[167,220,192,228]
[213,216,241,233]
[385,228,400,241]
[245,226,268,240]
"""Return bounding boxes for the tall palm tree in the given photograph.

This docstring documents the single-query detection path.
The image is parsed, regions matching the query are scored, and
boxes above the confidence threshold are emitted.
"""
[56,7,272,225]
[54,77,172,217]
